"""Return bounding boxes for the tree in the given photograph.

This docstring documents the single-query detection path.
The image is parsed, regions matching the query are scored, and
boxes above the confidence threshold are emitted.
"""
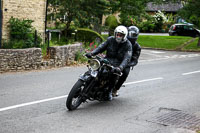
[154,0,200,28]
[48,0,112,36]
[110,0,150,26]
[178,0,200,28]
[176,0,200,47]
[48,0,156,34]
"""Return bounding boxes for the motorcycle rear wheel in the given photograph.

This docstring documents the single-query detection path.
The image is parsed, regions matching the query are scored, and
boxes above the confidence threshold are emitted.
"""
[66,80,84,111]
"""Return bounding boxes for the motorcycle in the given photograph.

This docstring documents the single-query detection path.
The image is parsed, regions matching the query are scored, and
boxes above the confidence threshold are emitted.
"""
[66,55,122,111]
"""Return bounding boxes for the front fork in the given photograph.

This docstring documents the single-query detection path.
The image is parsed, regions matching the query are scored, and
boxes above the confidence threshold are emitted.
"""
[79,71,97,100]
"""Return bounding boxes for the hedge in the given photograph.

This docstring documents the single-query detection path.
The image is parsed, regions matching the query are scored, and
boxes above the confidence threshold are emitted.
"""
[76,28,105,43]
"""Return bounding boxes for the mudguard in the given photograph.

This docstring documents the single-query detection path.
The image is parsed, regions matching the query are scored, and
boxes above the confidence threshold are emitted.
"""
[79,71,92,82]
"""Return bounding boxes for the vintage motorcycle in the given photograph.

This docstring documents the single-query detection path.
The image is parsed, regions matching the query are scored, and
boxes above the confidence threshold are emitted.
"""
[66,55,122,111]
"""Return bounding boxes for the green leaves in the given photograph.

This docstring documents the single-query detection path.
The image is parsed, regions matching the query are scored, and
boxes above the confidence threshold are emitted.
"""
[7,17,42,49]
[76,28,105,43]
[48,0,112,33]
[112,0,149,26]
[8,17,33,40]
[178,0,200,28]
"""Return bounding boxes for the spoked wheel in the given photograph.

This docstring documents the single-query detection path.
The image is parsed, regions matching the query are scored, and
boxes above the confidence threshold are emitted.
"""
[66,80,85,111]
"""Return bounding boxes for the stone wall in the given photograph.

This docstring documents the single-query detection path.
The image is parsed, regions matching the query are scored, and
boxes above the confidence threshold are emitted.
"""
[48,43,81,67]
[0,43,82,73]
[0,48,42,73]
[2,0,46,41]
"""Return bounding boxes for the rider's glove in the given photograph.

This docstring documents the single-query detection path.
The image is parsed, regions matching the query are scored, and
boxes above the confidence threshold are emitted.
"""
[85,52,93,58]
[113,67,122,74]
[129,61,137,67]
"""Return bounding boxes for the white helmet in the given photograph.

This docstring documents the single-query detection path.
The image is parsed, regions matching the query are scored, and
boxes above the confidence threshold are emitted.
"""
[114,25,128,43]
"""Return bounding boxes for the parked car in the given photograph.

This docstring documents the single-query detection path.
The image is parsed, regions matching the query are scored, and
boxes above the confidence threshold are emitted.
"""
[169,23,200,37]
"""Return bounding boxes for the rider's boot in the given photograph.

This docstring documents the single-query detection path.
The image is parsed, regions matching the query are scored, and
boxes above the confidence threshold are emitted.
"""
[105,88,113,101]
[112,89,119,97]
[107,91,113,101]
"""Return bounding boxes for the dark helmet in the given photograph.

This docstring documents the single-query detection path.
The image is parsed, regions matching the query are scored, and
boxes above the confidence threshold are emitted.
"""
[128,26,139,43]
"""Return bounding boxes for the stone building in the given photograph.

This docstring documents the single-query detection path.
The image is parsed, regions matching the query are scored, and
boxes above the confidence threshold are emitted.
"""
[0,0,47,44]
[146,2,183,15]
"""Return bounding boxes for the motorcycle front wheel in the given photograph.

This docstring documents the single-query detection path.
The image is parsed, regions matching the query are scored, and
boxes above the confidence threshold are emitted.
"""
[66,79,85,111]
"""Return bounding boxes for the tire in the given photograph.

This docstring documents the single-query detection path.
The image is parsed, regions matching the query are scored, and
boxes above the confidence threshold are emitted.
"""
[66,80,85,111]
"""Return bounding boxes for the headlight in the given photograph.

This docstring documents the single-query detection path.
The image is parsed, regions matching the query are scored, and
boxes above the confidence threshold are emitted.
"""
[89,59,100,70]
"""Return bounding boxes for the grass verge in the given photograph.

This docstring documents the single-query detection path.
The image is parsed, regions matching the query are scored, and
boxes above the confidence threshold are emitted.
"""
[182,37,200,51]
[103,34,200,51]
[137,35,195,50]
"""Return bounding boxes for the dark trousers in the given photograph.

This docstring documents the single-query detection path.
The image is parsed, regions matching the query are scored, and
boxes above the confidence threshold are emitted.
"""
[115,67,131,91]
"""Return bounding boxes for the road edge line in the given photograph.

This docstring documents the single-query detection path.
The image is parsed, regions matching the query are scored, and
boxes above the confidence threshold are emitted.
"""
[0,95,68,112]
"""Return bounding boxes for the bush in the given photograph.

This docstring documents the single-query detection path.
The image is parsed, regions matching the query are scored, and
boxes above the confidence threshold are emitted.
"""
[75,50,88,63]
[139,21,156,33]
[105,15,119,36]
[76,28,105,44]
[105,15,119,30]
[4,17,42,49]
[75,41,105,63]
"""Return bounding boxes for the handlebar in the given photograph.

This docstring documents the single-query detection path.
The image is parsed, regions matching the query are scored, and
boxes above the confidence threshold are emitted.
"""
[85,54,122,76]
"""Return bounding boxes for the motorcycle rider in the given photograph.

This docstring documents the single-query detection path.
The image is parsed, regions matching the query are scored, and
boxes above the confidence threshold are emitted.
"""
[112,26,141,97]
[127,26,141,67]
[86,25,132,101]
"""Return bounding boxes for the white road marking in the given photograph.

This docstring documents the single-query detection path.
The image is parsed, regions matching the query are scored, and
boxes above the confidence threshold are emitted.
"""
[182,70,200,76]
[140,53,200,63]
[142,52,163,57]
[0,95,68,112]
[123,77,163,85]
[140,57,170,62]
[0,77,164,112]
[151,51,166,54]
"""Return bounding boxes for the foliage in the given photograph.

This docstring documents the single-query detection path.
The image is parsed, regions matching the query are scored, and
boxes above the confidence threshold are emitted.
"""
[178,0,200,28]
[48,0,112,36]
[102,34,109,40]
[111,0,150,26]
[134,11,174,32]
[75,41,105,63]
[9,17,33,40]
[50,36,70,46]
[75,50,88,63]
[153,10,168,32]
[3,40,24,49]
[105,15,119,36]
[40,42,49,57]
[154,10,168,23]
[75,42,95,63]
[105,15,119,29]
[48,0,179,37]
[85,42,98,52]
[139,21,156,33]
[4,17,42,49]
[109,1,176,32]
[76,28,105,44]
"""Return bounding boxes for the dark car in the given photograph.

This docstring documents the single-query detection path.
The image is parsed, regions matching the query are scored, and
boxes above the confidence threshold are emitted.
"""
[169,24,200,37]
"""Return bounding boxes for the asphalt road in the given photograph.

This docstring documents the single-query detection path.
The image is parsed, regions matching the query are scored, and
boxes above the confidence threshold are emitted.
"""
[0,49,200,133]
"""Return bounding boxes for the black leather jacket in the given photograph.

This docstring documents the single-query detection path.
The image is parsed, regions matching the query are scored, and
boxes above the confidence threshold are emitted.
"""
[129,41,141,67]
[91,36,132,70]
